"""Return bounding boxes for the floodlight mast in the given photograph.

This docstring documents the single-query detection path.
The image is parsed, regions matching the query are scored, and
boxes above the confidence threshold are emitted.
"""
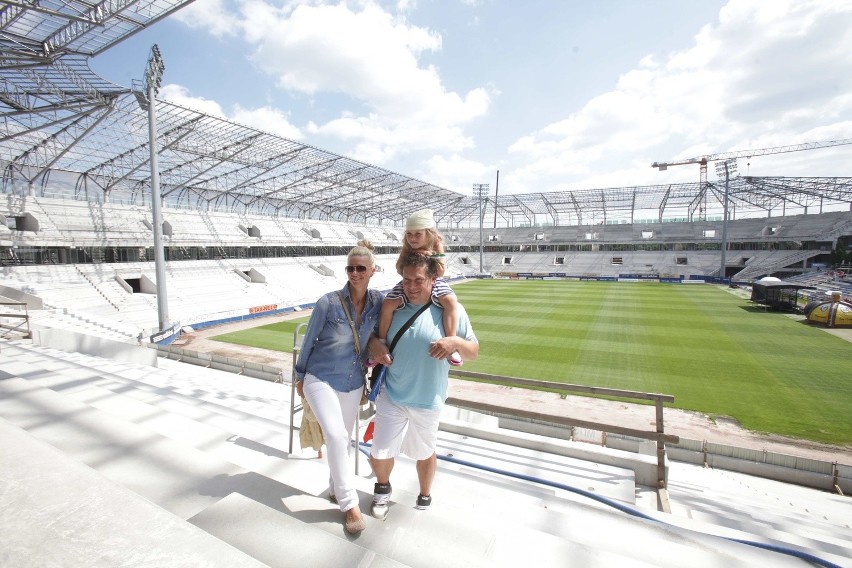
[715,159,737,278]
[473,184,489,274]
[137,45,170,334]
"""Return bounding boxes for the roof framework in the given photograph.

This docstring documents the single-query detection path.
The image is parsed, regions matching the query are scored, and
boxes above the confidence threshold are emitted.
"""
[2,0,852,229]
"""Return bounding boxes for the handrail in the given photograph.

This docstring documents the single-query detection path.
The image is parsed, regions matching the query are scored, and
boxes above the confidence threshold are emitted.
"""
[0,301,31,339]
[448,369,677,490]
[450,369,674,402]
[287,321,365,474]
[288,323,307,454]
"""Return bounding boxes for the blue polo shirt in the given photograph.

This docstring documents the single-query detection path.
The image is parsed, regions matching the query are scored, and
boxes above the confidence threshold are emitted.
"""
[384,302,476,409]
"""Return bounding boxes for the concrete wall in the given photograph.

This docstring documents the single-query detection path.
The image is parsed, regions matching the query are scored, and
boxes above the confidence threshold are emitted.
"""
[0,285,43,309]
[33,328,158,367]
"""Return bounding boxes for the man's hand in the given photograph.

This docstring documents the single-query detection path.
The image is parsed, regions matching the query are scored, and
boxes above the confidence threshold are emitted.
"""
[429,336,479,361]
[296,380,304,398]
[368,336,393,365]
[429,337,457,360]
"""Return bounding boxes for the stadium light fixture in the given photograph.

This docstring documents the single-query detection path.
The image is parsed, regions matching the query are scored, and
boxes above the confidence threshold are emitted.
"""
[473,183,489,274]
[714,159,738,280]
[132,45,170,335]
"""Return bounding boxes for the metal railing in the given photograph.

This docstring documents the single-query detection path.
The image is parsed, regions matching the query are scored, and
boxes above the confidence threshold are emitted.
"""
[447,369,678,491]
[288,323,307,454]
[0,302,31,339]
[287,322,366,475]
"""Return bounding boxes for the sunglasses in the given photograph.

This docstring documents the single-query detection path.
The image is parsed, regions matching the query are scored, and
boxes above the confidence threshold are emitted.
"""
[345,265,368,273]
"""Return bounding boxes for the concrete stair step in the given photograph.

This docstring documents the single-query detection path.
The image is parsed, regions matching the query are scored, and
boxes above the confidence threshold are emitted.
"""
[433,430,637,506]
[1,341,846,568]
[667,464,852,549]
[190,488,658,568]
[680,507,852,559]
[16,353,640,510]
[1,341,293,430]
[189,492,408,568]
[0,418,268,568]
[189,463,820,568]
[0,377,246,520]
[677,483,852,537]
[28,362,297,453]
[3,341,639,509]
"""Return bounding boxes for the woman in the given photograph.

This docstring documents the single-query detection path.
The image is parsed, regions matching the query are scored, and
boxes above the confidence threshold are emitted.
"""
[294,240,383,535]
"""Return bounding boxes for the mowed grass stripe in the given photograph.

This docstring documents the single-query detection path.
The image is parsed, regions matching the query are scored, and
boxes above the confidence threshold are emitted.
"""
[209,316,311,351]
[213,280,852,444]
[453,280,851,444]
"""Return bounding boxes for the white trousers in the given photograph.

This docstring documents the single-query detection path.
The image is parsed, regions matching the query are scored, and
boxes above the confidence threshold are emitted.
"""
[303,373,362,513]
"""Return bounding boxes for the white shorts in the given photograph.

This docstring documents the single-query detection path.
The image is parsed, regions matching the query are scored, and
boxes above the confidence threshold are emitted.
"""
[369,390,442,461]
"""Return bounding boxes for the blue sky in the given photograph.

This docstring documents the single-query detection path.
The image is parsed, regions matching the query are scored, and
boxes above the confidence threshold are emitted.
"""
[90,0,852,196]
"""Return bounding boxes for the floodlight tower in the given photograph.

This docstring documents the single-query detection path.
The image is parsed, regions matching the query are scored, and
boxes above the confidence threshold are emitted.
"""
[714,159,737,279]
[473,183,489,274]
[133,45,170,334]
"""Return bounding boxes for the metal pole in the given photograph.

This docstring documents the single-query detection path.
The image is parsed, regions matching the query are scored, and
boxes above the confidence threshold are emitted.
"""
[493,170,499,229]
[473,184,488,274]
[479,190,484,274]
[129,45,169,337]
[148,78,169,330]
[720,163,730,280]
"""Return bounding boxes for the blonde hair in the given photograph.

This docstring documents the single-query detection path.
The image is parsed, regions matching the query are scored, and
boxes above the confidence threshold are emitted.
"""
[348,239,377,267]
[396,228,444,275]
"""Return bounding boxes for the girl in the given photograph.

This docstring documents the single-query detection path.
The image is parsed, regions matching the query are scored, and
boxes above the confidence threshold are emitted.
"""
[376,209,462,366]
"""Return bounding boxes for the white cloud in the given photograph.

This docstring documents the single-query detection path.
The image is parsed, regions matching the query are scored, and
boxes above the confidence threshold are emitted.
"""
[420,153,493,193]
[163,0,852,195]
[171,0,237,37]
[159,84,227,117]
[178,0,491,167]
[503,0,852,193]
[159,84,302,140]
[231,105,303,140]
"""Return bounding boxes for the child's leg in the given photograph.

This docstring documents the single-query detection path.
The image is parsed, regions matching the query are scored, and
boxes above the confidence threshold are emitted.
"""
[377,298,397,341]
[438,293,459,338]
[437,293,462,366]
[370,298,401,367]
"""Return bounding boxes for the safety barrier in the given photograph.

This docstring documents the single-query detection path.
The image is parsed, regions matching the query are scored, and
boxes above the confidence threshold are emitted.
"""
[0,301,31,339]
[447,369,677,494]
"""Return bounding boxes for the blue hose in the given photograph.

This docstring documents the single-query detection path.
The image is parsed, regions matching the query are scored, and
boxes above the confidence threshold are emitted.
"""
[357,441,843,568]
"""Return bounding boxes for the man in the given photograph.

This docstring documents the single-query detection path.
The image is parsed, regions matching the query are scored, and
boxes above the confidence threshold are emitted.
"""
[367,253,479,519]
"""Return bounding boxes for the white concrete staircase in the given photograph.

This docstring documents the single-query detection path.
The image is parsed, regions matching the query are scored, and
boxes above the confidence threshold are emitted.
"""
[1,340,849,568]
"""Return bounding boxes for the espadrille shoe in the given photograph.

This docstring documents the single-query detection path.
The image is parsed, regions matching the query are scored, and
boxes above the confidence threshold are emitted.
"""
[344,509,366,535]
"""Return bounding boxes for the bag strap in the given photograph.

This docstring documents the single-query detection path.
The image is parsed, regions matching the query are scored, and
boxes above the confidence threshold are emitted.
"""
[387,302,431,354]
[336,290,361,354]
[367,302,432,403]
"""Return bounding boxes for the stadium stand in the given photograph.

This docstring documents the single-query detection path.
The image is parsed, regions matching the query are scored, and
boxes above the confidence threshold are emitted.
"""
[3,2,852,564]
[2,339,850,568]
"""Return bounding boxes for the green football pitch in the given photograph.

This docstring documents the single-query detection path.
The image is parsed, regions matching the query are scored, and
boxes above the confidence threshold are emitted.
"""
[211,280,852,445]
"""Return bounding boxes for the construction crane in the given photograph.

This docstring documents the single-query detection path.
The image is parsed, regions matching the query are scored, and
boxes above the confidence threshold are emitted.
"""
[651,137,852,183]
[652,137,852,280]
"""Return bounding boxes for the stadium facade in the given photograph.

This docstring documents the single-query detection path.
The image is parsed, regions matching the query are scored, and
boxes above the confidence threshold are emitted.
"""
[2,4,852,568]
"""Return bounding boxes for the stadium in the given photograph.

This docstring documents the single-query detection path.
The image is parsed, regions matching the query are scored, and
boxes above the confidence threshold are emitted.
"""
[2,1,852,567]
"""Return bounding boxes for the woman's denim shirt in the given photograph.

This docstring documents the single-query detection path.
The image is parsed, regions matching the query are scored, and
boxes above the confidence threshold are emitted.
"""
[294,283,383,393]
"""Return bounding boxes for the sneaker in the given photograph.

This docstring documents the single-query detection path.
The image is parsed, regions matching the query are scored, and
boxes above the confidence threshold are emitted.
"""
[415,494,431,510]
[448,351,463,366]
[371,482,392,520]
